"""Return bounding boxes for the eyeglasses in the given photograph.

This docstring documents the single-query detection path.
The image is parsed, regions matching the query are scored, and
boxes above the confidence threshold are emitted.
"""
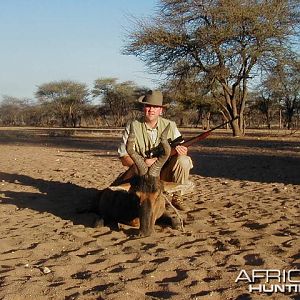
[144,105,162,109]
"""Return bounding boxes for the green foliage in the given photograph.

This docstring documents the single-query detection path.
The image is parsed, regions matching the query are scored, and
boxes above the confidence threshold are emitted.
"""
[265,59,300,129]
[0,96,32,126]
[92,78,143,126]
[35,80,90,127]
[162,75,220,127]
[124,0,299,135]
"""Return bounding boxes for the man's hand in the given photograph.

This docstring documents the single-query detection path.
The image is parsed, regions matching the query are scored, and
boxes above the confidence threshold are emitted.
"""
[144,157,158,167]
[175,145,188,156]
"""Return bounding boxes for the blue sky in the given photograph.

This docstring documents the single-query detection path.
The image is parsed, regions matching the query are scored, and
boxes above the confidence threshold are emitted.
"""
[0,0,160,99]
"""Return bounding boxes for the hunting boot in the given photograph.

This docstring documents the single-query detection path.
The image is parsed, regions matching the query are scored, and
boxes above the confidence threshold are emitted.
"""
[181,180,195,195]
[171,192,189,211]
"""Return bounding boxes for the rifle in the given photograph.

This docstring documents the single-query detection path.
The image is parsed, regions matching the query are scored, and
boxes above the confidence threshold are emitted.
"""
[145,117,237,158]
[111,117,237,186]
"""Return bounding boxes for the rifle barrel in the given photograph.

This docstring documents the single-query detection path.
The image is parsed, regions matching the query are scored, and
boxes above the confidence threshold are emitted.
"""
[183,117,237,145]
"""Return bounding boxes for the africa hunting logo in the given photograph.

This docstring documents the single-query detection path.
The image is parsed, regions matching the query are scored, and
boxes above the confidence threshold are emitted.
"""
[236,269,300,293]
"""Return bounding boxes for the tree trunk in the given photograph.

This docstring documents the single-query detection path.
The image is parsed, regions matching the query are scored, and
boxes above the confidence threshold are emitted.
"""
[266,113,271,129]
[195,107,202,128]
[279,109,282,129]
[232,118,242,136]
[286,107,294,130]
[205,112,211,130]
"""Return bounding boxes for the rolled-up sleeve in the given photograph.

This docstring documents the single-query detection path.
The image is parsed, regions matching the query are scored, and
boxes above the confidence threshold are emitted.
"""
[173,124,181,140]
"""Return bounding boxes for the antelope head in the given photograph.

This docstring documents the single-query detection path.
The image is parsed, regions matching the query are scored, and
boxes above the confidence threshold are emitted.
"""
[126,124,171,236]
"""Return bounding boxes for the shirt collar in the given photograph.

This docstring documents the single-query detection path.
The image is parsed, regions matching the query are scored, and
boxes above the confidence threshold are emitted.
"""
[144,121,158,131]
[143,116,160,130]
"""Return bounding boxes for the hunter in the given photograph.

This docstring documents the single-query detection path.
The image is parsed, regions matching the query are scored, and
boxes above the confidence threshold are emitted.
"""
[117,90,194,211]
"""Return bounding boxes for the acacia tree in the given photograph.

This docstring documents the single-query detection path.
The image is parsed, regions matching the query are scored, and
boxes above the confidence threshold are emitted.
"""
[162,76,219,128]
[252,83,281,129]
[124,0,299,136]
[36,80,89,127]
[0,96,31,126]
[268,60,300,129]
[92,78,141,126]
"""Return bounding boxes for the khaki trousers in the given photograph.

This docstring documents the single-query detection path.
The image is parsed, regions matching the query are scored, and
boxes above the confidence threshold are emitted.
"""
[160,155,193,184]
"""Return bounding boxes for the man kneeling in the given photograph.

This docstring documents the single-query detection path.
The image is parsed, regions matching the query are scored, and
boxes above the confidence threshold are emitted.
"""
[117,90,194,211]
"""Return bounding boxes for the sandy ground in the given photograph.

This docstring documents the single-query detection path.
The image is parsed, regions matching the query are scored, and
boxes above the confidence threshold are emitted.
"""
[0,128,299,300]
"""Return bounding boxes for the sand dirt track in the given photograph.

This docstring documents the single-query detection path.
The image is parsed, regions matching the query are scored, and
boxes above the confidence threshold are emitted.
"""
[0,128,299,300]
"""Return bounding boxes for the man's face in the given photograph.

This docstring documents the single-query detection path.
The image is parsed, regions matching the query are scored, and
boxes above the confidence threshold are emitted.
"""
[143,105,163,123]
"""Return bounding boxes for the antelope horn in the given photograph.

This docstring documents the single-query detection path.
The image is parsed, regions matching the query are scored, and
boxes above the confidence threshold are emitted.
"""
[126,125,148,176]
[148,124,171,177]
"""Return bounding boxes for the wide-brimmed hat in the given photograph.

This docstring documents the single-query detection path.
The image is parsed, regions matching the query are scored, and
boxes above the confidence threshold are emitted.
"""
[137,90,168,108]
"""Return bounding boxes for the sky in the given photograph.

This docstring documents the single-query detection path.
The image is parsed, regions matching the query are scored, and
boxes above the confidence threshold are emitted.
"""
[0,0,160,99]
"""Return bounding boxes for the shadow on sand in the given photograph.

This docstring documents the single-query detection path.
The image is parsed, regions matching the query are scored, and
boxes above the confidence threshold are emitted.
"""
[0,172,100,227]
[190,150,300,185]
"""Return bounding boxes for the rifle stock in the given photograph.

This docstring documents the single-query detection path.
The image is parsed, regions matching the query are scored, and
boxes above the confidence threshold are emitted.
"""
[168,130,211,156]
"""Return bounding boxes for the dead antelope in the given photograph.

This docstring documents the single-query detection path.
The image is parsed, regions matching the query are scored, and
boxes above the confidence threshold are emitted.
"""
[95,124,181,236]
